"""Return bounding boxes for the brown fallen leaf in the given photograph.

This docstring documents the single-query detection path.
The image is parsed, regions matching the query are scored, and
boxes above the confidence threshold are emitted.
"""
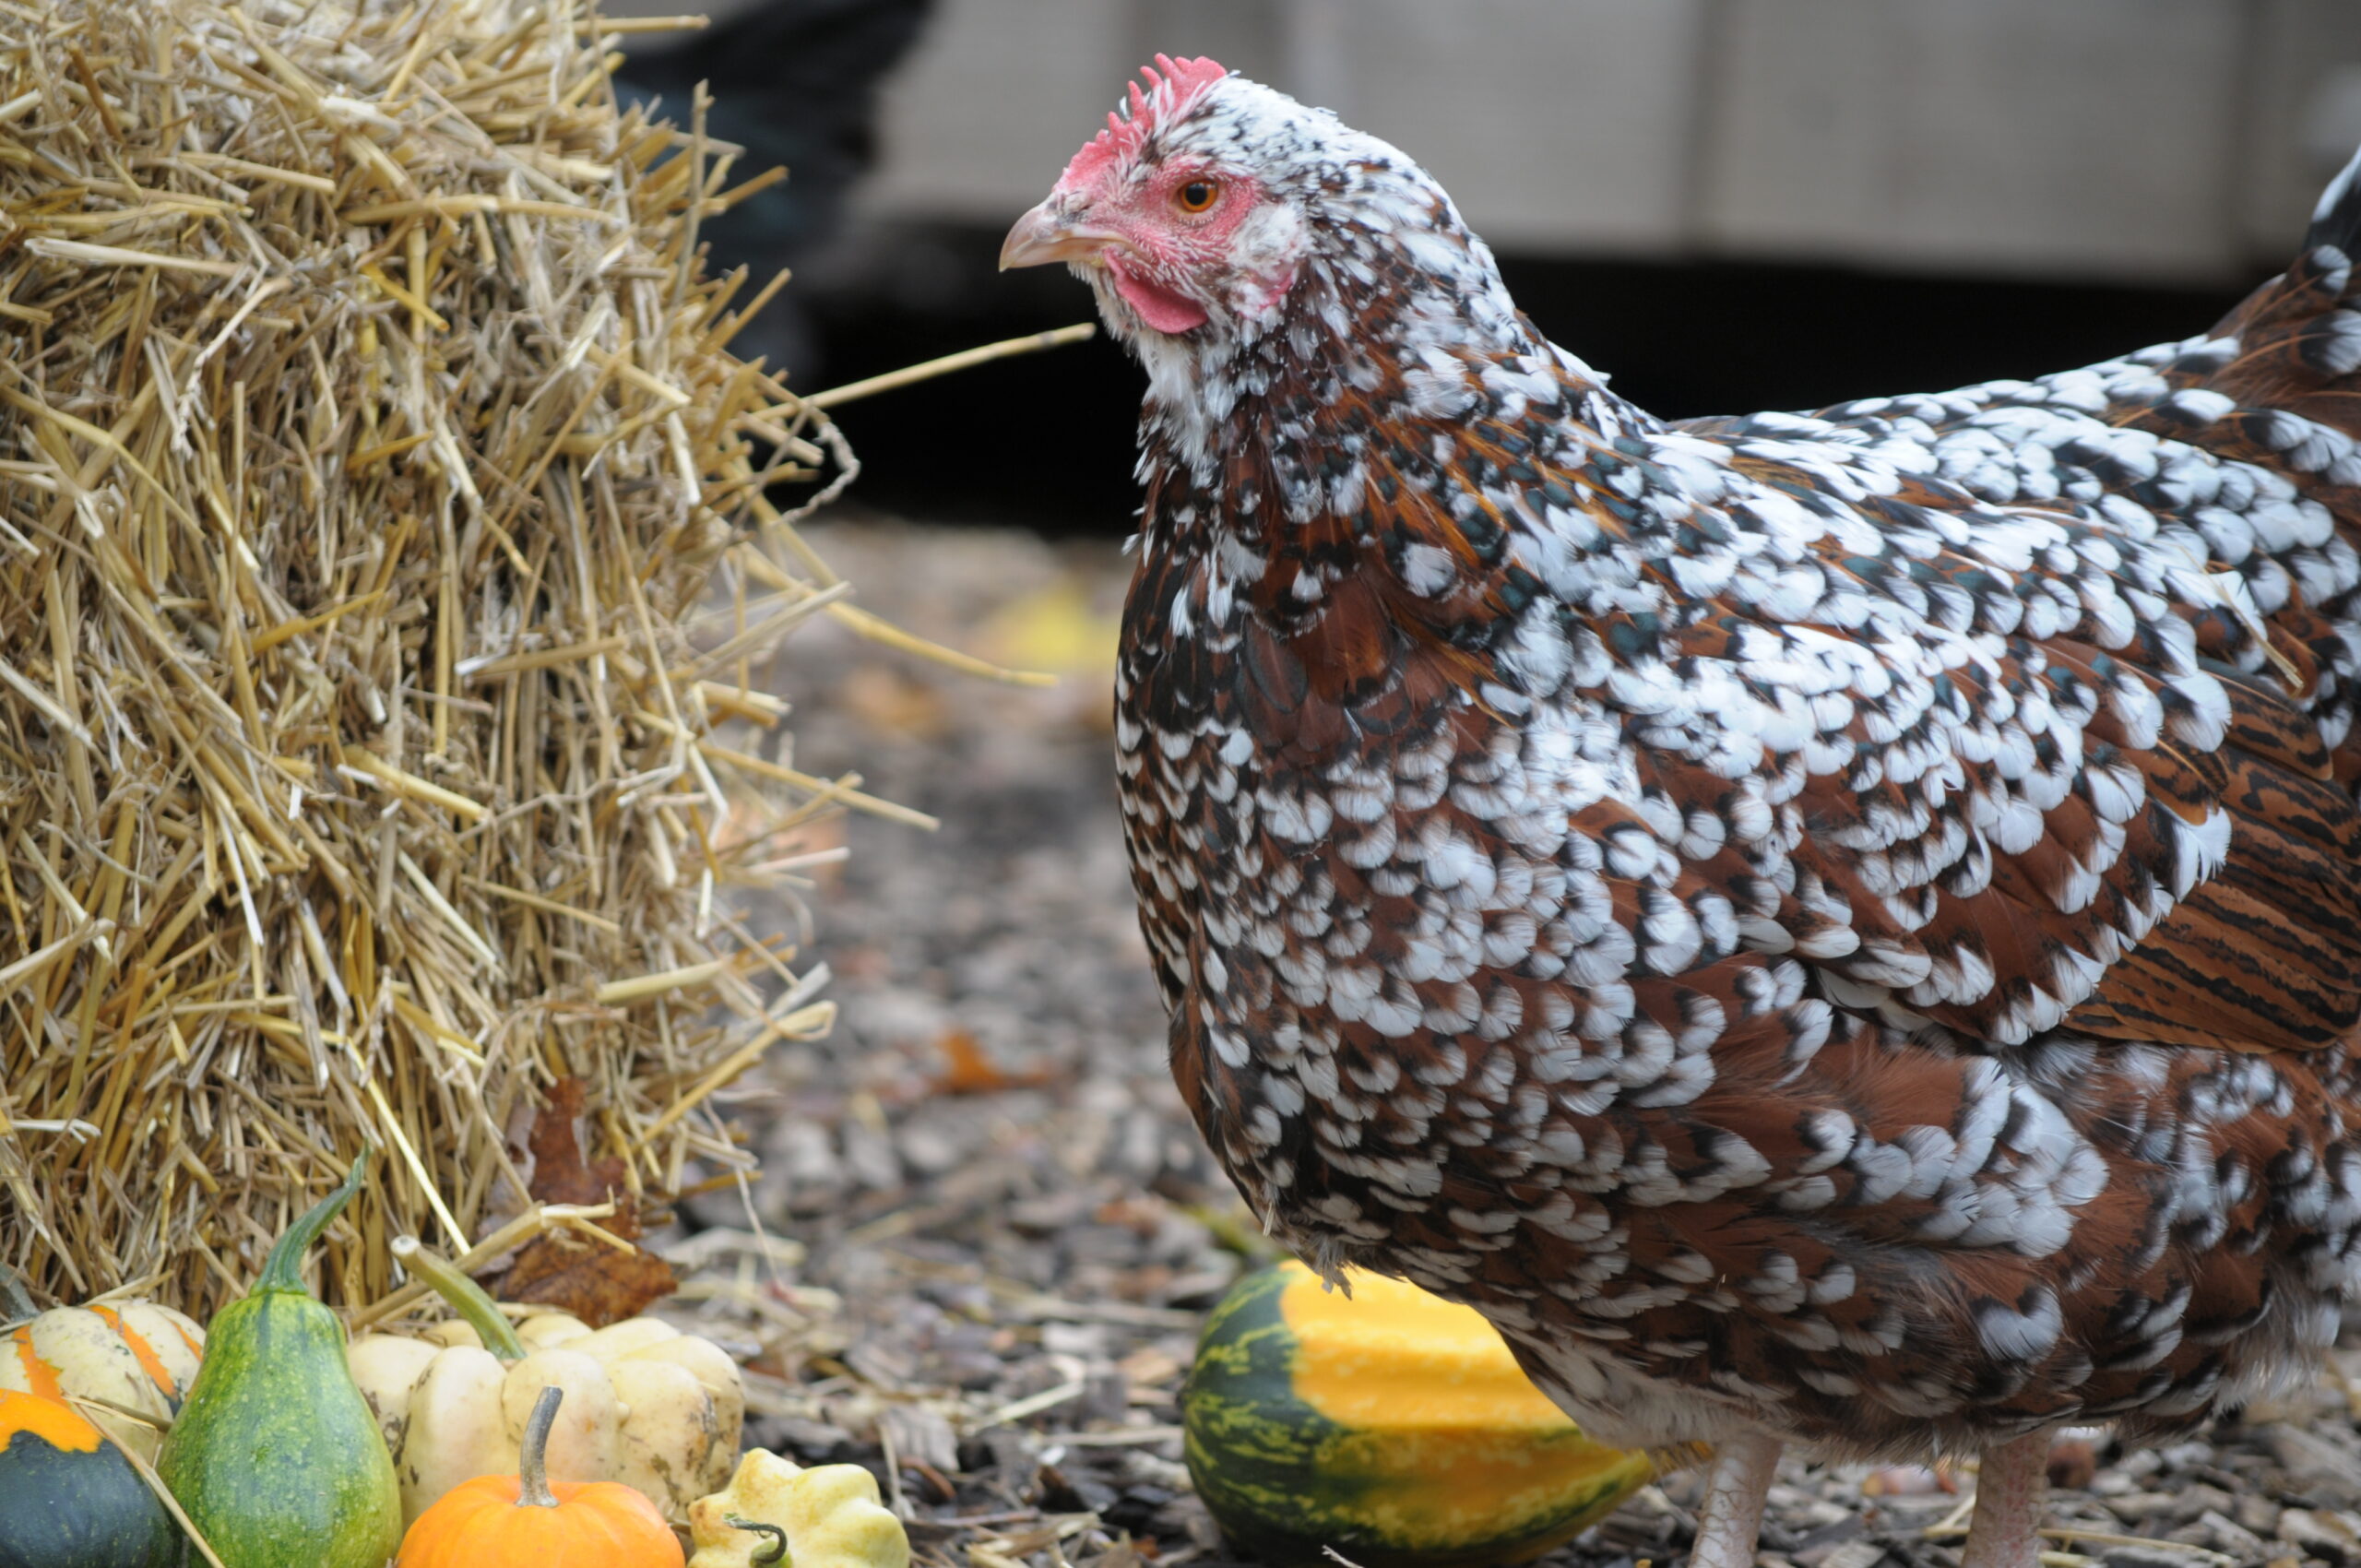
[522,1076,637,1220]
[486,1075,678,1324]
[932,1028,1053,1095]
[498,1228,679,1328]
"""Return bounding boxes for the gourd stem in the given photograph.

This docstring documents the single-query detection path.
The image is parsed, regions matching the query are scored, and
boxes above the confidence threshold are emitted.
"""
[255,1146,372,1296]
[388,1236,528,1362]
[517,1384,564,1508]
[0,1262,36,1325]
[726,1515,790,1566]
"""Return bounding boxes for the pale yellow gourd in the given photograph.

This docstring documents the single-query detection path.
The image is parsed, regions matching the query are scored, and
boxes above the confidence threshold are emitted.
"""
[687,1449,909,1568]
[347,1238,741,1523]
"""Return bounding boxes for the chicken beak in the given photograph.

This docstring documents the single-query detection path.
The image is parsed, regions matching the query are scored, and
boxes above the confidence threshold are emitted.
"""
[1000,200,1124,270]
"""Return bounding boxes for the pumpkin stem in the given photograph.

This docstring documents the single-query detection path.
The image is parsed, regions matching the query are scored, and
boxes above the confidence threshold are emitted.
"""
[726,1515,790,1566]
[517,1384,564,1508]
[390,1235,528,1362]
[0,1262,36,1325]
[255,1146,372,1296]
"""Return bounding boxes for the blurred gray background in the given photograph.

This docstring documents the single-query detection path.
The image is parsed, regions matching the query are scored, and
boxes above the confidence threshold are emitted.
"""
[857,0,2361,281]
[611,0,2361,529]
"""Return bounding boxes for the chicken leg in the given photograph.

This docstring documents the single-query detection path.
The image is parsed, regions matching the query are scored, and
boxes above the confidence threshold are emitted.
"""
[1689,1431,1782,1568]
[1961,1431,2051,1568]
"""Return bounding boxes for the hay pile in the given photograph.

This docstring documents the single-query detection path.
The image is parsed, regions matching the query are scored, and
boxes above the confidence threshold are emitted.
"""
[0,0,904,1316]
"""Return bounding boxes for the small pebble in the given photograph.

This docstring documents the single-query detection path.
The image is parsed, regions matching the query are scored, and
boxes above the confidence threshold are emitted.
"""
[2278,1508,2360,1562]
[2104,1549,2215,1568]
[2203,1510,2273,1562]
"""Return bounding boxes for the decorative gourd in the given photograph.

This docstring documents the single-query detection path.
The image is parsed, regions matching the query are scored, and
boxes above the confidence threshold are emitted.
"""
[1181,1261,1652,1568]
[396,1384,683,1566]
[0,1387,182,1568]
[687,1449,909,1568]
[689,1444,907,1568]
[504,1309,743,1497]
[0,1266,206,1465]
[157,1148,402,1568]
[350,1235,741,1521]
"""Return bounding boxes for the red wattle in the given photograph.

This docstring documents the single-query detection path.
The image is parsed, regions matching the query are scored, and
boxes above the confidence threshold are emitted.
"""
[1110,265,1208,334]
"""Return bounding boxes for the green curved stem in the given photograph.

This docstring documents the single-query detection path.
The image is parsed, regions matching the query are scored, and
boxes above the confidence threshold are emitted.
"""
[517,1384,563,1508]
[0,1262,37,1325]
[726,1515,790,1566]
[388,1235,526,1362]
[255,1146,372,1296]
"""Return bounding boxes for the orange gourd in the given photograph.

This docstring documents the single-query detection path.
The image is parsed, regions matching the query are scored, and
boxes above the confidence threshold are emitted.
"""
[397,1385,683,1567]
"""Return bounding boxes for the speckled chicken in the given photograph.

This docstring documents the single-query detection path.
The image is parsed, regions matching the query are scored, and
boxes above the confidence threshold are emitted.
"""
[1002,59,2361,1568]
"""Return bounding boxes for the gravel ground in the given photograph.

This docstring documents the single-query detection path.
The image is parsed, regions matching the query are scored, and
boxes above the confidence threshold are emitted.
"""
[656,514,2361,1568]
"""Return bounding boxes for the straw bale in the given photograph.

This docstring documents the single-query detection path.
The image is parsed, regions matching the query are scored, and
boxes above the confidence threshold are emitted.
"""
[0,0,875,1315]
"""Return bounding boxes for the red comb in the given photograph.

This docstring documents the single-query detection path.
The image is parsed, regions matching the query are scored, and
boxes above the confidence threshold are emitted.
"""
[1060,54,1229,187]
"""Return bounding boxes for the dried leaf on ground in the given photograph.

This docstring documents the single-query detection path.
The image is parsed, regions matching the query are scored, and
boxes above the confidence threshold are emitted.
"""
[523,1078,644,1224]
[501,1229,680,1327]
[933,1030,1053,1096]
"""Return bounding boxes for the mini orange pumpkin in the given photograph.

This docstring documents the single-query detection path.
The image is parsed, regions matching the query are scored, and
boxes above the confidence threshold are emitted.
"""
[397,1384,683,1567]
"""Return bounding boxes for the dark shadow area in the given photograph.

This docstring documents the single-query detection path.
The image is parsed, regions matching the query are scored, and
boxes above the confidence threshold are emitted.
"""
[614,0,936,374]
[797,223,2265,536]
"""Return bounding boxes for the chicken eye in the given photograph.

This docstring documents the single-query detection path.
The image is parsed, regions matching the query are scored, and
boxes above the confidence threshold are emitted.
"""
[1176,179,1220,214]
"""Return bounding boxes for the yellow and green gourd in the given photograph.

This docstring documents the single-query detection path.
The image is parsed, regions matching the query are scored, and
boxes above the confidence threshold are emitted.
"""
[0,1388,184,1568]
[1180,1261,1651,1568]
[0,1266,202,1568]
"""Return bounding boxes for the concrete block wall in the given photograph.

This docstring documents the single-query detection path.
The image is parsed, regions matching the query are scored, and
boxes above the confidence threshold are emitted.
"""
[855,0,2361,283]
[1697,0,2250,279]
